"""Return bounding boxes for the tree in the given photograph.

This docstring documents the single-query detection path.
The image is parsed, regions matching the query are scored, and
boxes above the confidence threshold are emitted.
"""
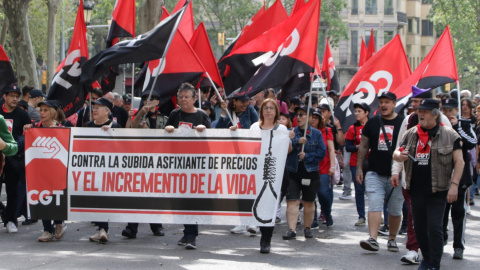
[430,0,480,90]
[138,0,163,34]
[3,0,39,88]
[46,0,62,89]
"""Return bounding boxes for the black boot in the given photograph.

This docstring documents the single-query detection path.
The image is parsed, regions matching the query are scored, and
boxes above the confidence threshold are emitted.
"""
[260,238,271,254]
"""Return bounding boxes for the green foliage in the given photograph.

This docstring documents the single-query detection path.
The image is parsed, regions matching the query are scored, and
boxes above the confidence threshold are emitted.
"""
[430,0,480,90]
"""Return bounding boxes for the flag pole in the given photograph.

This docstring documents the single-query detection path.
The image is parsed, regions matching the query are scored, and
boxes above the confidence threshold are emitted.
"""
[315,70,334,113]
[301,71,315,153]
[205,71,234,124]
[198,88,201,109]
[457,80,462,120]
[131,63,135,99]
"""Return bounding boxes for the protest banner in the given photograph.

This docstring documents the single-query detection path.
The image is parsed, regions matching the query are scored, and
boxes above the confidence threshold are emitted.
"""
[25,128,289,226]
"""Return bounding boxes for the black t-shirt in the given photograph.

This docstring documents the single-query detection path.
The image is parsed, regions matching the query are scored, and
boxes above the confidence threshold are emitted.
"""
[84,119,121,128]
[362,114,404,176]
[166,108,212,128]
[111,106,128,128]
[409,126,461,196]
[0,106,31,140]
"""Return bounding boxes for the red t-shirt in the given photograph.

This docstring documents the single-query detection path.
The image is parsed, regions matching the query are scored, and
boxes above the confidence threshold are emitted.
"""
[318,126,334,174]
[345,124,365,167]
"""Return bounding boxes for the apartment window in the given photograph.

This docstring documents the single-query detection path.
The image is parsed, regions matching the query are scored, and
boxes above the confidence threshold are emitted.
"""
[421,20,434,36]
[408,17,420,34]
[351,30,358,65]
[422,0,433,4]
[366,0,377,15]
[352,0,358,15]
[366,30,377,48]
[384,31,394,44]
[384,0,393,15]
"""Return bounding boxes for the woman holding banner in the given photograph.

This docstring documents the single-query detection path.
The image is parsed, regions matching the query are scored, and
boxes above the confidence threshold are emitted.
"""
[250,98,291,253]
[23,100,65,242]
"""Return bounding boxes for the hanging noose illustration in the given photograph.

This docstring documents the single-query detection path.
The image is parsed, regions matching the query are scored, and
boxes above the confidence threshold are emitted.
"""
[253,130,278,223]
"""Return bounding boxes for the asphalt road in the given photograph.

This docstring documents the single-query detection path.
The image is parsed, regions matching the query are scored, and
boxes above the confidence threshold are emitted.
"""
[1,184,479,270]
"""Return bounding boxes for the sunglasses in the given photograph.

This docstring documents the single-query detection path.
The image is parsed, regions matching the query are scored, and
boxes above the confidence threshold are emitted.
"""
[296,113,306,117]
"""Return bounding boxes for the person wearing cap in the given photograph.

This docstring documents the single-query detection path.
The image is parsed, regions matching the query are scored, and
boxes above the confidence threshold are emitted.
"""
[357,92,404,253]
[440,98,476,260]
[76,88,103,127]
[288,97,302,123]
[344,102,370,227]
[122,94,132,112]
[165,82,211,250]
[0,85,31,233]
[308,107,336,228]
[216,95,259,130]
[105,92,128,128]
[391,86,451,265]
[27,89,46,122]
[86,97,121,243]
[393,98,464,269]
[23,100,66,242]
[327,90,340,106]
[201,100,216,123]
[283,105,326,240]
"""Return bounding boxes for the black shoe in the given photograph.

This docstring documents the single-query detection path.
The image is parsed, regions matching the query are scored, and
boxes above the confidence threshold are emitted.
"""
[178,236,187,246]
[326,215,333,227]
[260,239,271,254]
[22,219,38,225]
[152,228,165,236]
[378,225,389,236]
[282,229,296,240]
[470,200,475,206]
[453,248,463,260]
[0,209,6,227]
[418,259,430,270]
[185,238,196,250]
[360,238,379,251]
[121,227,137,239]
[398,225,407,235]
[443,234,448,246]
[304,228,313,238]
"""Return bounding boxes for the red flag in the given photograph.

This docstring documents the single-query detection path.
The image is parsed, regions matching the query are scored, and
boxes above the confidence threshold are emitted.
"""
[140,31,205,115]
[359,37,367,67]
[392,25,459,95]
[0,44,15,94]
[160,6,170,22]
[172,0,195,41]
[366,29,375,61]
[291,0,307,15]
[222,0,315,94]
[190,22,224,88]
[106,0,136,48]
[334,35,411,132]
[48,0,89,117]
[228,0,321,99]
[321,38,340,91]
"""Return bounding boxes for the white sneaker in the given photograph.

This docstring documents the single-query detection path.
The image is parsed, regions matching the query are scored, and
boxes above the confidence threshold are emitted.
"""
[400,250,420,264]
[230,225,247,234]
[339,194,353,200]
[247,226,259,235]
[6,222,18,233]
[355,218,366,226]
[466,205,472,215]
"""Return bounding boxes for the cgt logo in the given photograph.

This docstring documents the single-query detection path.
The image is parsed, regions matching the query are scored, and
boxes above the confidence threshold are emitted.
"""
[28,190,64,206]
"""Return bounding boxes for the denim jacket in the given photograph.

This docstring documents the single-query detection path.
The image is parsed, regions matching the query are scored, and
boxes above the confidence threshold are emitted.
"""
[215,105,259,129]
[287,125,326,173]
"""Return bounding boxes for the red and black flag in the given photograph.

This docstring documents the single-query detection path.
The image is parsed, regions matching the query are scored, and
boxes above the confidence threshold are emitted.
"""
[48,0,89,118]
[190,22,224,88]
[0,44,15,94]
[392,25,459,94]
[106,0,136,48]
[219,0,288,94]
[227,0,320,100]
[171,0,195,41]
[139,30,205,115]
[321,38,340,91]
[80,2,188,85]
[359,37,367,67]
[334,35,411,132]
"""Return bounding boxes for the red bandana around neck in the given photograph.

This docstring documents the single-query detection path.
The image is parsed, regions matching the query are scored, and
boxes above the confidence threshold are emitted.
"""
[415,124,430,151]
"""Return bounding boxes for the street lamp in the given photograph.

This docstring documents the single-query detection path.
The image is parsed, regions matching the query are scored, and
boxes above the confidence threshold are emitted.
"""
[83,0,95,25]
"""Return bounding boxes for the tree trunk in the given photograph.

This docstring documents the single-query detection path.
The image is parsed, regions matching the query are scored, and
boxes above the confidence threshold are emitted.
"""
[3,0,39,88]
[0,19,8,46]
[46,0,61,92]
[138,0,163,34]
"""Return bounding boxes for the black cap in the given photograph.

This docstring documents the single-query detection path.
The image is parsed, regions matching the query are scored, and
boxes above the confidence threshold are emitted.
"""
[17,100,29,109]
[93,97,113,110]
[318,103,331,111]
[306,95,318,105]
[201,100,212,109]
[4,85,21,94]
[353,102,371,112]
[327,90,339,96]
[379,92,397,101]
[310,107,322,117]
[38,100,59,110]
[449,89,459,99]
[30,89,46,98]
[289,97,302,106]
[418,98,440,110]
[294,105,308,114]
[122,94,132,104]
[441,98,458,109]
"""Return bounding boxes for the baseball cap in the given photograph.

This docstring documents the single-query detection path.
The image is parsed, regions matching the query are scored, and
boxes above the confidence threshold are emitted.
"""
[38,100,59,110]
[378,92,397,101]
[353,102,371,112]
[310,107,322,117]
[327,90,339,96]
[4,85,21,94]
[93,97,113,110]
[294,105,309,114]
[440,98,458,109]
[201,100,212,110]
[318,103,331,111]
[289,97,302,106]
[122,94,132,104]
[418,98,440,110]
[30,89,47,98]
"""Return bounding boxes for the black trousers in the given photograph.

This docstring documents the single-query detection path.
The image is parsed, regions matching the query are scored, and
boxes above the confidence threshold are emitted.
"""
[443,187,467,249]
[411,192,447,268]
[126,223,162,234]
[4,157,25,224]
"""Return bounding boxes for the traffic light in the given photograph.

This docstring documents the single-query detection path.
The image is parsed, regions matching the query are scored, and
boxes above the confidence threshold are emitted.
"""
[218,32,225,46]
[42,70,47,85]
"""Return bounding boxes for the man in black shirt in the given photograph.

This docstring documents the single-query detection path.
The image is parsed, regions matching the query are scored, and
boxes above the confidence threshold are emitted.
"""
[165,82,211,250]
[0,85,31,233]
[356,92,405,252]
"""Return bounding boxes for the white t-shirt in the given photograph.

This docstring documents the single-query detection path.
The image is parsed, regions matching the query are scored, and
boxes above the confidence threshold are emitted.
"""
[250,122,288,131]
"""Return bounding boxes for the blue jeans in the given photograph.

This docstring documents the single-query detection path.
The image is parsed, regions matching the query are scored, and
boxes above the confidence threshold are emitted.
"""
[317,174,333,218]
[42,220,63,233]
[351,166,365,219]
